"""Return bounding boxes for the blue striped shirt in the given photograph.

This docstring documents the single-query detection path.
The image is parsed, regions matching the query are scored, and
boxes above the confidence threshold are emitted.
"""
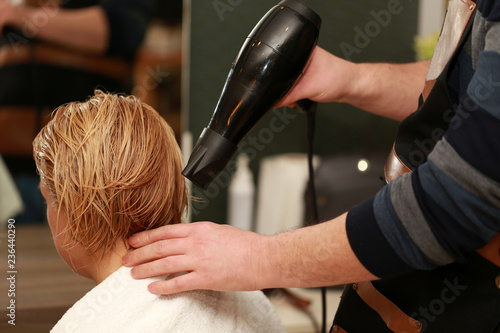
[346,2,500,278]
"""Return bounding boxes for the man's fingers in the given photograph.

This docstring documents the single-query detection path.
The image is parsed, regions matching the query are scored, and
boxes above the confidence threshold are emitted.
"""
[130,255,190,279]
[275,100,297,109]
[128,223,192,247]
[123,238,186,266]
[147,273,204,295]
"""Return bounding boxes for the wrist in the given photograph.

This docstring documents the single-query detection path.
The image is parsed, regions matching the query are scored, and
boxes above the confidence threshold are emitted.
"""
[257,230,305,289]
[313,50,361,105]
[336,60,363,105]
[252,234,276,289]
[254,233,291,289]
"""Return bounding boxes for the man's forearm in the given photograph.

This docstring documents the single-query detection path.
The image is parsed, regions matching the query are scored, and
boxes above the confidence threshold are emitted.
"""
[9,6,109,54]
[122,212,378,294]
[261,213,378,289]
[278,47,429,122]
[343,60,430,121]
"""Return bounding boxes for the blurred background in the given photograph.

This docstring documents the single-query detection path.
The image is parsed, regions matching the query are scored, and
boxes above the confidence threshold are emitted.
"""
[0,0,446,332]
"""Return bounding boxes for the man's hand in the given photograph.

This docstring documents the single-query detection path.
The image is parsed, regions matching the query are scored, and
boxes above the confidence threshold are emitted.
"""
[0,2,108,54]
[276,46,357,108]
[123,222,271,295]
[0,1,17,34]
[277,46,429,121]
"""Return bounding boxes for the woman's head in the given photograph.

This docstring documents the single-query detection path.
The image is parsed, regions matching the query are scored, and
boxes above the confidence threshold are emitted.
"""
[33,90,187,261]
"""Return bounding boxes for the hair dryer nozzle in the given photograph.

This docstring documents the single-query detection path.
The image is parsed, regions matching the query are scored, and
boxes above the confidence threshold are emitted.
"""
[182,128,238,190]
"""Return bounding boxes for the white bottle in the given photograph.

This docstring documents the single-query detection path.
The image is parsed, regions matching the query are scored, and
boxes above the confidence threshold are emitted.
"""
[228,153,255,231]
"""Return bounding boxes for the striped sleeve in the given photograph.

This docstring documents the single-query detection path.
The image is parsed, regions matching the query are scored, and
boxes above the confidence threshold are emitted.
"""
[346,7,500,278]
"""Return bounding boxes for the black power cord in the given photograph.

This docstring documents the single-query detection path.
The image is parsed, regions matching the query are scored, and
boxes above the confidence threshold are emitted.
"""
[296,99,326,333]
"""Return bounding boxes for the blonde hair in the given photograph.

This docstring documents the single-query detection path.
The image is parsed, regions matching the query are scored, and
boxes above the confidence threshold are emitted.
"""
[33,90,187,255]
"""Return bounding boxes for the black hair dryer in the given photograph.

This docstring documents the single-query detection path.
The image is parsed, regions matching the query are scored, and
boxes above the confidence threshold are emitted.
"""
[182,0,321,190]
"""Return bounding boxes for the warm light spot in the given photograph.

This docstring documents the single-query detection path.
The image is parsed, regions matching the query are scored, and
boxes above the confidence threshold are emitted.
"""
[357,158,370,173]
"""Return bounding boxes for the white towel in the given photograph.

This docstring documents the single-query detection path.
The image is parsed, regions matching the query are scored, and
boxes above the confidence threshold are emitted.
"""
[51,266,286,333]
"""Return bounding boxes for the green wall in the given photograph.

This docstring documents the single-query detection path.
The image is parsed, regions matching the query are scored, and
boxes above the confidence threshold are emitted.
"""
[187,0,418,223]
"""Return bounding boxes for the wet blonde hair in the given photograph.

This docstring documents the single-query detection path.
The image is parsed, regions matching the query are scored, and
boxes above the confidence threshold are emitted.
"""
[33,90,187,255]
